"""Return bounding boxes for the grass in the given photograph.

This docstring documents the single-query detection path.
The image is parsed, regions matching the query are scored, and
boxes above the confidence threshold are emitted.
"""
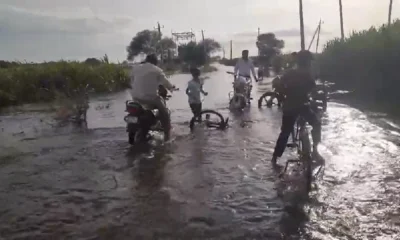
[319,19,400,105]
[0,61,130,108]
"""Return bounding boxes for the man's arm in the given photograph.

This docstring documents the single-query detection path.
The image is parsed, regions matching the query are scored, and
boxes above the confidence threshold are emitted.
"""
[250,61,257,81]
[200,86,207,95]
[185,84,190,95]
[234,60,240,76]
[158,70,174,91]
[128,67,135,89]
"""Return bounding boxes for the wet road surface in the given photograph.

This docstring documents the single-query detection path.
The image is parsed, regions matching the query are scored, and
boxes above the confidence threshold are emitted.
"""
[0,65,399,240]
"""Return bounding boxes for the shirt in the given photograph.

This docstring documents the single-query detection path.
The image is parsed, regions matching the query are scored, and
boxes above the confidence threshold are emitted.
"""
[130,63,174,101]
[234,58,257,79]
[186,79,205,104]
[280,68,316,112]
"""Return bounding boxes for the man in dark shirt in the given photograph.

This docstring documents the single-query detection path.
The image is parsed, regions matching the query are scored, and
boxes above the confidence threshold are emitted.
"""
[271,50,321,165]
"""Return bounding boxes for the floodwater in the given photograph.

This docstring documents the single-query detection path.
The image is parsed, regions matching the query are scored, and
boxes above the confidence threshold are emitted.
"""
[0,65,399,240]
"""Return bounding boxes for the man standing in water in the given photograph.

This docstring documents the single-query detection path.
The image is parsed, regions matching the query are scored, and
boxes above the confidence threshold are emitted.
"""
[271,50,321,165]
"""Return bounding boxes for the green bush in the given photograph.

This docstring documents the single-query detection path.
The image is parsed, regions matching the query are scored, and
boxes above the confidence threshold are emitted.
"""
[319,19,400,102]
[0,61,129,108]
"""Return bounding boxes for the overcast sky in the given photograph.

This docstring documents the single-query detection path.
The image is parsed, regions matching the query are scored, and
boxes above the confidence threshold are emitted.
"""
[0,0,396,62]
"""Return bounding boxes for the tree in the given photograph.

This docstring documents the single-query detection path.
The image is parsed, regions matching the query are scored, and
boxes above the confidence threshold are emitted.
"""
[199,39,221,55]
[178,39,221,67]
[126,30,177,60]
[158,37,177,60]
[256,33,285,67]
[84,58,102,65]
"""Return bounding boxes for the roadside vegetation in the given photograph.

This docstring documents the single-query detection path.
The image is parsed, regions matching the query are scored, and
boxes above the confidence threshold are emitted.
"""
[0,56,129,109]
[319,19,400,104]
[0,28,221,109]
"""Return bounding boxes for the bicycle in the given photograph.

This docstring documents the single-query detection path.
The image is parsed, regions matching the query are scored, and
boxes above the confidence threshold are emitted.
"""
[258,90,284,108]
[189,109,229,131]
[281,99,323,193]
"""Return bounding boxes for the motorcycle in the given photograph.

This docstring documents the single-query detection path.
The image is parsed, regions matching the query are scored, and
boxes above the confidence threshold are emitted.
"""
[124,85,178,145]
[227,72,252,110]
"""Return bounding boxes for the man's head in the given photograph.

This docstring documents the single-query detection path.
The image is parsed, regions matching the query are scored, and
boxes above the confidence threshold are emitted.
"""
[145,53,158,65]
[295,50,313,69]
[242,50,249,60]
[190,67,201,79]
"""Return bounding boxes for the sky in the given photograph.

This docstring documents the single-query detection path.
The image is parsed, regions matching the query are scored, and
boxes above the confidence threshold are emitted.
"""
[0,0,396,62]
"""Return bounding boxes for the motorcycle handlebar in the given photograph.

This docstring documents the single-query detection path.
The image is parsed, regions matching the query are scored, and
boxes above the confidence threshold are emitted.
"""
[226,71,251,79]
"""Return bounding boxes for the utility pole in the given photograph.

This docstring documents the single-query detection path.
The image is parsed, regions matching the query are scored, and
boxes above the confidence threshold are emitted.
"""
[316,20,322,53]
[308,19,322,51]
[154,22,164,61]
[257,27,260,56]
[201,30,207,59]
[223,48,226,59]
[339,0,345,40]
[230,40,233,60]
[299,0,305,50]
[388,0,393,26]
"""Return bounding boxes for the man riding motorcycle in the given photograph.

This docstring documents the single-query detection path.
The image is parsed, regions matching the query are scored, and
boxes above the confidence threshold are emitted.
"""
[129,54,177,141]
[271,50,321,165]
[233,50,258,99]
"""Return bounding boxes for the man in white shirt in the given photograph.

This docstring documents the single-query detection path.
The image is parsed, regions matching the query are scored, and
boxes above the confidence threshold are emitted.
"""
[130,54,176,141]
[233,50,258,100]
[234,50,258,81]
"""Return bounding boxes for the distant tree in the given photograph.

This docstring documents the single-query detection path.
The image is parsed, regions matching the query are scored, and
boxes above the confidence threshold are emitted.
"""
[101,54,109,64]
[178,41,203,66]
[158,37,177,59]
[0,60,19,68]
[256,33,285,67]
[199,39,221,55]
[126,30,177,60]
[178,39,221,66]
[84,58,102,65]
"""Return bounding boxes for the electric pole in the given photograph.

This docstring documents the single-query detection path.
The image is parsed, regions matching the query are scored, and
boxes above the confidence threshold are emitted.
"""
[299,0,305,50]
[258,27,260,56]
[339,0,345,40]
[388,0,393,26]
[316,20,323,53]
[201,30,207,60]
[154,22,164,62]
[230,40,233,60]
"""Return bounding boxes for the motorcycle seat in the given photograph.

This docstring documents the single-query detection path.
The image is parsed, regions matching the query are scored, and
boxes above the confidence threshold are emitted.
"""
[126,100,156,113]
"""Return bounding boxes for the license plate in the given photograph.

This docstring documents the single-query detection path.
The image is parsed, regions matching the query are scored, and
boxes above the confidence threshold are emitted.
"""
[125,116,138,123]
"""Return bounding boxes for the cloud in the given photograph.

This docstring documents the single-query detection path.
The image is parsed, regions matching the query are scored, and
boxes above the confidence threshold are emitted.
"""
[0,4,133,35]
[0,4,134,61]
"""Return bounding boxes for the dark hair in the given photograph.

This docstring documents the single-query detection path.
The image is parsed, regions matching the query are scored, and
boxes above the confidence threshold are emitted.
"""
[242,50,249,54]
[190,67,201,77]
[145,54,158,65]
[296,50,313,68]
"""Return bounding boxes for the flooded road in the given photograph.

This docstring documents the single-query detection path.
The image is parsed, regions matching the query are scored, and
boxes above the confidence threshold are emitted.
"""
[1,65,399,240]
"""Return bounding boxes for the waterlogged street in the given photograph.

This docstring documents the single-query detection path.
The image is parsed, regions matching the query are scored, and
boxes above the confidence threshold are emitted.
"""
[0,65,399,240]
